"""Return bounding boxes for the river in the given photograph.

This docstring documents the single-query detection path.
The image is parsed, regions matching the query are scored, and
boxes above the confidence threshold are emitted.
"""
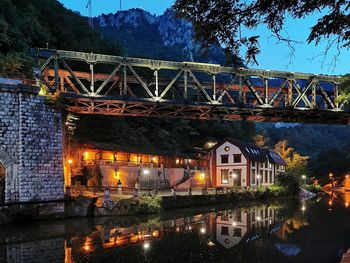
[0,192,349,263]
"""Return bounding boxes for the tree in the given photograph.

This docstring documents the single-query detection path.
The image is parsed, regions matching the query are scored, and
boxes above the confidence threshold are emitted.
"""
[274,140,309,177]
[173,0,350,65]
[339,74,350,103]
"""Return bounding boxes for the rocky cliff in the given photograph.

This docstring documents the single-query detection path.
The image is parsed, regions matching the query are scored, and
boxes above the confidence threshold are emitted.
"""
[95,8,226,64]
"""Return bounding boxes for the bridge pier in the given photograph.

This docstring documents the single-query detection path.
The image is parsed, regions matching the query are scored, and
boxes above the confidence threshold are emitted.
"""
[0,84,64,209]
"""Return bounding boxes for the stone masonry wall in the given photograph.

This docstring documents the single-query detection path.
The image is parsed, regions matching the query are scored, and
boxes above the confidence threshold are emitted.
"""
[0,84,64,202]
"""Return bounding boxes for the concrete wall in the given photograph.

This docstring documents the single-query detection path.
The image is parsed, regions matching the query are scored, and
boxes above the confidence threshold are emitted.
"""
[0,84,64,203]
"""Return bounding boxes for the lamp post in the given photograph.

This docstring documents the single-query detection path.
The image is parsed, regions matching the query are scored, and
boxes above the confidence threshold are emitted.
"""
[302,175,306,185]
[256,174,261,186]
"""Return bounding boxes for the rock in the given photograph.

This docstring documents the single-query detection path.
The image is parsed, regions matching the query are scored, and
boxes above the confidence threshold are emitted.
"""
[299,188,316,200]
[65,197,94,217]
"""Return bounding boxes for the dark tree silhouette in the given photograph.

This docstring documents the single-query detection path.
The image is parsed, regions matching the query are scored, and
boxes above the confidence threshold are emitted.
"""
[173,0,350,65]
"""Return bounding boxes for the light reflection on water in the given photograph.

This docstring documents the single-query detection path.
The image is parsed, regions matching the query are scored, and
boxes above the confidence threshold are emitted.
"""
[1,195,350,263]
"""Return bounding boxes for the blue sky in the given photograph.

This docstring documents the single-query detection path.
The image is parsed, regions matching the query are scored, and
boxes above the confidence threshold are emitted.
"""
[58,0,350,76]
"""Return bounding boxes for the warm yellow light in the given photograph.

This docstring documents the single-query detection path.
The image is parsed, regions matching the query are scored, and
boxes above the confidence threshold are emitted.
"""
[301,205,306,211]
[84,151,89,158]
[346,202,349,208]
[200,227,206,234]
[346,175,349,179]
[207,241,215,246]
[115,171,120,179]
[232,221,237,226]
[176,159,180,164]
[200,173,205,179]
[68,159,73,164]
[152,157,157,162]
[329,200,333,206]
[143,169,150,175]
[83,245,90,252]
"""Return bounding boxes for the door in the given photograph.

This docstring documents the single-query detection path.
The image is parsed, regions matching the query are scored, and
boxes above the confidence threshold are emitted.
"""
[233,169,241,186]
[0,162,5,204]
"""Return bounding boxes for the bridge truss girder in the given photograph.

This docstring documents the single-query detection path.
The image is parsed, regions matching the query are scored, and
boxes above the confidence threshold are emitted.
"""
[33,48,350,124]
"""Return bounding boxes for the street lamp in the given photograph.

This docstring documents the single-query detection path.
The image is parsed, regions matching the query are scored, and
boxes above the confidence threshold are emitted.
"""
[256,174,261,186]
[302,175,306,185]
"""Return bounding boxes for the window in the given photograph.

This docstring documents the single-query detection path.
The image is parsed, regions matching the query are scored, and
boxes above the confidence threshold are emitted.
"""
[221,169,229,184]
[233,154,242,163]
[221,226,229,236]
[221,155,229,164]
[233,228,242,237]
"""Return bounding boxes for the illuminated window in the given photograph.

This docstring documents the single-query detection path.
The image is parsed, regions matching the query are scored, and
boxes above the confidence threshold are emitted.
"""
[221,169,229,184]
[221,155,229,164]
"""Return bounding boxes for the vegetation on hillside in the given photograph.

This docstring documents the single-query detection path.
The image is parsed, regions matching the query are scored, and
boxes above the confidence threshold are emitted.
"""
[74,115,257,153]
[0,0,122,79]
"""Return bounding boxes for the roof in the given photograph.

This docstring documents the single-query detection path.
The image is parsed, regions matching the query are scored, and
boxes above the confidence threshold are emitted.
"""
[268,150,287,166]
[212,137,286,165]
[81,141,193,158]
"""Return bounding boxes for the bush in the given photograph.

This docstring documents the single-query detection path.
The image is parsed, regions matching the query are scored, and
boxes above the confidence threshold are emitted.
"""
[138,196,161,214]
[276,172,300,195]
[268,185,288,197]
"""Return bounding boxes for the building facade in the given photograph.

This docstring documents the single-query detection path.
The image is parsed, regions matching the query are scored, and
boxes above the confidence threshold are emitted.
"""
[67,142,210,190]
[209,138,286,188]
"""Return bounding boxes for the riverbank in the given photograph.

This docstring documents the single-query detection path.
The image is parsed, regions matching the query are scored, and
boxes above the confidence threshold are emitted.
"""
[0,185,300,224]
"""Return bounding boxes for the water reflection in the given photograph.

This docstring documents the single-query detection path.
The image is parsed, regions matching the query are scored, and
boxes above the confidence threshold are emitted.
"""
[2,196,349,263]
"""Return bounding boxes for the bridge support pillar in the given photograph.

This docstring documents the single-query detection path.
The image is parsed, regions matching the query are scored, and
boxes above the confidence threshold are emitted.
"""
[0,84,64,207]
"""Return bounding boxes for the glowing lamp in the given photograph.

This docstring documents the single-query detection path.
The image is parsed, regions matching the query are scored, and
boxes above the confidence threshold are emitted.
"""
[68,159,73,164]
[143,242,150,250]
[143,169,150,175]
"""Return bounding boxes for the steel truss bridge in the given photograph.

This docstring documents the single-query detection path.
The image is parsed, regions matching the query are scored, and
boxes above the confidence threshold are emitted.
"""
[34,48,350,124]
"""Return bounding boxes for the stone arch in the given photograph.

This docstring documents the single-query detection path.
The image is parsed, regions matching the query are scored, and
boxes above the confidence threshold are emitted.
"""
[0,147,18,203]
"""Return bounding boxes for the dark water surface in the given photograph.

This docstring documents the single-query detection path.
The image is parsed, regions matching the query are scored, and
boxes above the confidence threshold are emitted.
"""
[1,193,350,263]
